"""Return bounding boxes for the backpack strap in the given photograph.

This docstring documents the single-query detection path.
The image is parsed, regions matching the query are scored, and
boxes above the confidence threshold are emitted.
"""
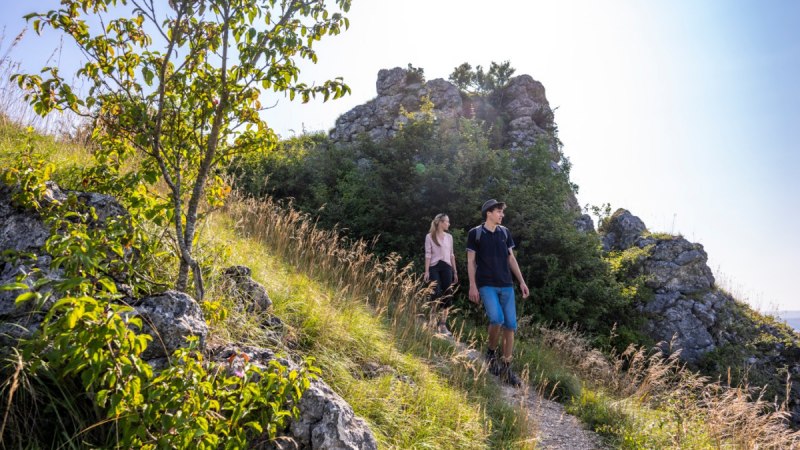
[473,224,508,243]
[499,225,508,242]
[472,225,483,243]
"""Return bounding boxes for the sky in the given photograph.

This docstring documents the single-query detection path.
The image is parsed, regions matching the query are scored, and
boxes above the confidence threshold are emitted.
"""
[1,1,798,311]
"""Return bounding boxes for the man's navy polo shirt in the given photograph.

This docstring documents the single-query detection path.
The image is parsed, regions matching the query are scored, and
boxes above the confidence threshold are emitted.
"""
[466,224,515,288]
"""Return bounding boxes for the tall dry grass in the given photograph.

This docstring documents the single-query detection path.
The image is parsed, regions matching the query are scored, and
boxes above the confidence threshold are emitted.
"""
[539,325,800,449]
[223,194,535,447]
[227,195,450,348]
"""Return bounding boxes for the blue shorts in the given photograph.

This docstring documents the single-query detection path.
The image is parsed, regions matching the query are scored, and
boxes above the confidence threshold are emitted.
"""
[479,286,517,331]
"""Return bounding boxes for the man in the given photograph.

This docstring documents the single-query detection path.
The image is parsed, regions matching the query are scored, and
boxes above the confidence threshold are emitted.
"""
[466,199,529,386]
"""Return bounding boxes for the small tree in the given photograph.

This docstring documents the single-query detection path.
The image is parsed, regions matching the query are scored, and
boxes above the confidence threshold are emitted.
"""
[448,60,516,94]
[14,0,352,300]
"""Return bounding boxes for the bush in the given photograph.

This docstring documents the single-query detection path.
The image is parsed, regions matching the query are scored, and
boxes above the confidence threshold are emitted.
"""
[230,110,642,339]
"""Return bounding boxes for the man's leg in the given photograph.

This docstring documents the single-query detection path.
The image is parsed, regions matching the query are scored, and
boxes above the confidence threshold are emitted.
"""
[480,287,504,348]
[488,323,501,350]
[502,328,514,360]
[497,287,522,386]
[480,287,505,374]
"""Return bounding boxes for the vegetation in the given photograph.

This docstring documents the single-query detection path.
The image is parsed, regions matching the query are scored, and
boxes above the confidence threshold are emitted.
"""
[14,0,351,300]
[538,325,800,449]
[230,102,646,342]
[3,107,799,448]
[0,127,316,448]
[2,14,799,444]
[449,61,516,94]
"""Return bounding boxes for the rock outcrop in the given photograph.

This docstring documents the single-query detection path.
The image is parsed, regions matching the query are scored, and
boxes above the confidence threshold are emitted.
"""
[222,265,273,312]
[330,67,463,144]
[133,290,209,360]
[0,182,127,347]
[212,345,379,450]
[603,208,733,361]
[330,67,557,154]
[602,208,800,423]
[329,66,587,215]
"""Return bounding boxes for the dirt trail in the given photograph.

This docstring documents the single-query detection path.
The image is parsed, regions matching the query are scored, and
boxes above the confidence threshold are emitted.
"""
[499,384,606,449]
[443,333,606,449]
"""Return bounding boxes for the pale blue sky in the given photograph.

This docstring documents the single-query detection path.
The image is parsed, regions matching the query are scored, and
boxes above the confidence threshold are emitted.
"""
[2,1,798,310]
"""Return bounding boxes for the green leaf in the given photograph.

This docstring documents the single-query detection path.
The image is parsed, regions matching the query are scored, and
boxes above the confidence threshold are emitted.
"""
[97,277,118,294]
[1,282,29,291]
[15,291,39,305]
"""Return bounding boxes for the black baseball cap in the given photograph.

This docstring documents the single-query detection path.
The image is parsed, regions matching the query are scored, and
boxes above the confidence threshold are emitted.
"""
[481,199,506,215]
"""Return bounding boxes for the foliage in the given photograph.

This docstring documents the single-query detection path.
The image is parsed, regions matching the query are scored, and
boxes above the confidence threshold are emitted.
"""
[230,110,643,340]
[222,196,528,448]
[406,63,425,84]
[449,60,516,94]
[14,0,352,300]
[0,137,315,448]
[585,202,612,233]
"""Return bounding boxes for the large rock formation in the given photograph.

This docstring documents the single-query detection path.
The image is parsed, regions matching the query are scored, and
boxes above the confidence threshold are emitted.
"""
[0,182,126,347]
[602,208,800,422]
[329,67,462,145]
[329,66,589,220]
[603,209,739,361]
[330,67,557,154]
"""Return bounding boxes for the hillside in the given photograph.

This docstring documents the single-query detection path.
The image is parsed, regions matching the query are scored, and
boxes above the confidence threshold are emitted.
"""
[2,106,800,448]
[2,1,797,447]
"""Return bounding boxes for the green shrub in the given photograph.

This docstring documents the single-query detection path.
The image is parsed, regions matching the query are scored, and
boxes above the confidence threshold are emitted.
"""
[230,111,643,339]
[0,137,316,448]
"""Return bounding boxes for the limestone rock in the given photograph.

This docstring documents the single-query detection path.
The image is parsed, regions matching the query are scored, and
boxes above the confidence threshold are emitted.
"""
[376,67,407,96]
[601,209,647,251]
[643,239,714,294]
[133,290,209,359]
[332,68,559,154]
[0,182,127,349]
[331,67,463,146]
[292,379,378,450]
[222,265,272,312]
[212,345,379,450]
[328,67,584,216]
[499,75,555,151]
[573,214,595,233]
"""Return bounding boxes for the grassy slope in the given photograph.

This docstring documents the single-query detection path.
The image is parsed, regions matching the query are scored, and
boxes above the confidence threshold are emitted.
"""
[199,202,536,449]
[3,119,799,449]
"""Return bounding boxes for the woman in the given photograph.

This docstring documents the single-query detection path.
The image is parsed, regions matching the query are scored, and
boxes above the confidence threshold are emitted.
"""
[424,213,458,335]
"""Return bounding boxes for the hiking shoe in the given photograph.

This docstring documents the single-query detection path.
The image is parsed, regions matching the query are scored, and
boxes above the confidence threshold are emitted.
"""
[498,360,522,387]
[486,348,502,376]
[437,322,452,336]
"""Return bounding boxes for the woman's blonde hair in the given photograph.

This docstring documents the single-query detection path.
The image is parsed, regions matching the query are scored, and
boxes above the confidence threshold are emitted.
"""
[428,213,448,246]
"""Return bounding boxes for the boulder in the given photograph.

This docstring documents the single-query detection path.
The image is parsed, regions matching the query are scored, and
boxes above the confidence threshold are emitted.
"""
[498,75,556,151]
[133,290,209,359]
[376,67,407,96]
[212,345,379,450]
[601,209,647,251]
[573,214,595,233]
[291,379,378,450]
[222,265,272,312]
[0,182,128,349]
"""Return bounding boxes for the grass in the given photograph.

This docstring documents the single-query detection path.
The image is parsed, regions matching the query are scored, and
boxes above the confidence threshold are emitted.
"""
[196,199,534,448]
[538,325,800,449]
[3,75,800,448]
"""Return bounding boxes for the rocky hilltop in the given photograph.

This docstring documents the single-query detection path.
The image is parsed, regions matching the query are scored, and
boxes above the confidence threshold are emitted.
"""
[330,66,556,155]
[329,66,590,225]
[602,208,800,423]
